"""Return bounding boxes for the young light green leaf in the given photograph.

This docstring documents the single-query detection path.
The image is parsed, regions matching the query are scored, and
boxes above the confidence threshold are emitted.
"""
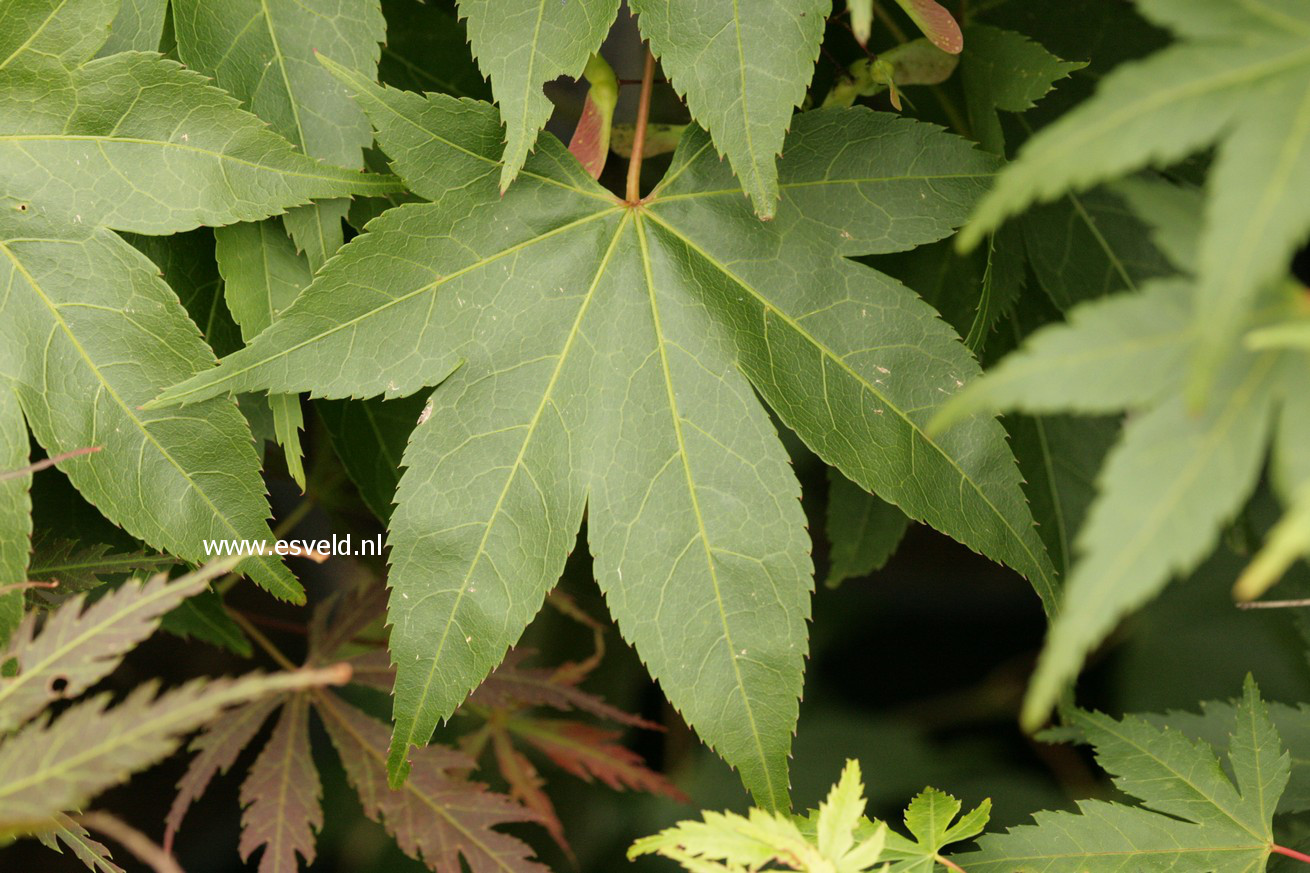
[0,385,30,640]
[0,52,398,235]
[0,211,300,600]
[459,0,619,191]
[825,470,909,588]
[1024,349,1281,727]
[1111,176,1203,273]
[215,220,313,489]
[821,39,959,110]
[632,759,887,873]
[1235,480,1310,603]
[879,787,989,872]
[965,676,1289,872]
[629,0,828,218]
[0,0,117,70]
[154,78,1055,804]
[0,563,227,734]
[0,664,349,833]
[98,0,169,55]
[960,25,1083,156]
[239,695,322,873]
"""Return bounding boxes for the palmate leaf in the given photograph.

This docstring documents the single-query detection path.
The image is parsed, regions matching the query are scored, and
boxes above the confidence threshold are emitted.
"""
[629,0,828,218]
[879,787,990,872]
[631,759,887,873]
[99,0,169,56]
[239,695,322,873]
[0,211,300,600]
[965,677,1290,872]
[315,691,548,873]
[1145,699,1310,816]
[0,665,348,834]
[960,0,1310,382]
[152,68,1056,806]
[25,537,177,605]
[0,52,397,235]
[0,562,226,734]
[165,696,283,846]
[458,0,620,191]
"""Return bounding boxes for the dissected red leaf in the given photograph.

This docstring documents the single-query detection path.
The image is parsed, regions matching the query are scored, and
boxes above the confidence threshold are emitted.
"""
[165,695,282,851]
[315,692,549,873]
[893,0,963,54]
[469,650,660,729]
[509,718,688,803]
[490,728,571,856]
[239,694,322,873]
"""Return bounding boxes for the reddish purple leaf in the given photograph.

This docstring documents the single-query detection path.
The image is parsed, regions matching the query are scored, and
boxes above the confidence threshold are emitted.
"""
[316,693,548,873]
[894,0,963,54]
[239,695,322,873]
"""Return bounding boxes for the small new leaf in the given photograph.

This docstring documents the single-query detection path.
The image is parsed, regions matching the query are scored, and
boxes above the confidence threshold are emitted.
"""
[629,759,887,873]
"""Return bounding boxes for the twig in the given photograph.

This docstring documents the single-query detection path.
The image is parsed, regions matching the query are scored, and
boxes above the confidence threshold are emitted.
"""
[0,445,101,482]
[228,608,300,672]
[1237,598,1310,610]
[76,811,186,873]
[625,48,657,203]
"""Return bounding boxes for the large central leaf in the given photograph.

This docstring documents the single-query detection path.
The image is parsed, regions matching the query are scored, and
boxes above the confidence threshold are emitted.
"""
[154,64,1055,807]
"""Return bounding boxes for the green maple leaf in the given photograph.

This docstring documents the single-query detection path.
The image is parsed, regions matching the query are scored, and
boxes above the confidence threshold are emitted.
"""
[153,62,1055,805]
[960,0,1310,383]
[0,213,301,600]
[0,4,398,602]
[964,676,1291,872]
[0,386,31,640]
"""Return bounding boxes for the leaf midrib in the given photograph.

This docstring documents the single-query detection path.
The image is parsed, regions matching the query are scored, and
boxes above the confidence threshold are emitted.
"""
[634,213,779,807]
[1,134,395,187]
[396,210,631,752]
[641,210,1059,608]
